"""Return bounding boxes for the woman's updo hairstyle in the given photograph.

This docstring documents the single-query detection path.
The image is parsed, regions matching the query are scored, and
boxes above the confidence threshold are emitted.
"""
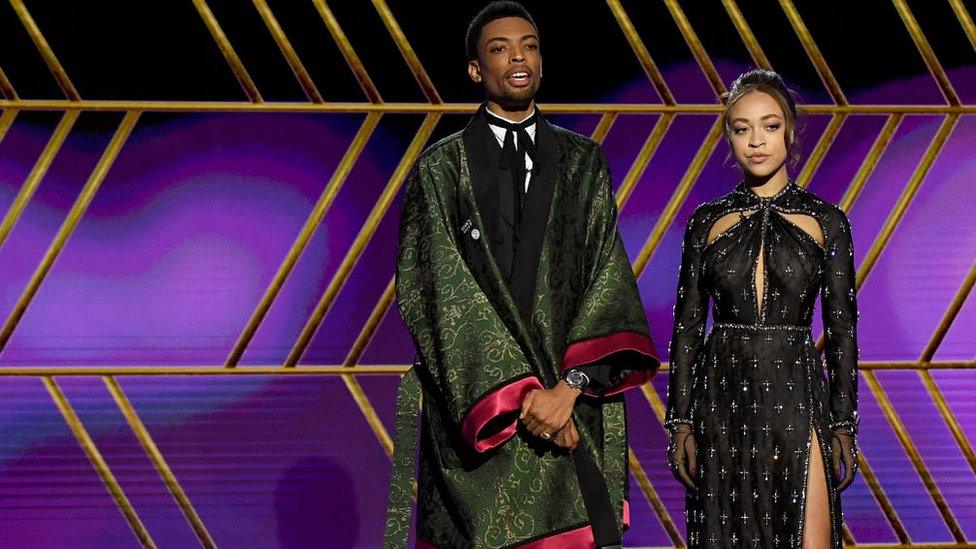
[720,69,801,166]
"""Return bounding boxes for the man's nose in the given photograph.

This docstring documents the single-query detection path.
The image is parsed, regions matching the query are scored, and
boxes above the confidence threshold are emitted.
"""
[511,47,525,63]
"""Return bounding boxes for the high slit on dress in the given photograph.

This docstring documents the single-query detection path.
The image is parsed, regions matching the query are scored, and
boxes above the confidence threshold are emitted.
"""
[665,181,859,548]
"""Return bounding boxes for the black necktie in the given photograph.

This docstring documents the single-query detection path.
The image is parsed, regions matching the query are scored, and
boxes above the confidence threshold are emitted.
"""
[488,113,538,231]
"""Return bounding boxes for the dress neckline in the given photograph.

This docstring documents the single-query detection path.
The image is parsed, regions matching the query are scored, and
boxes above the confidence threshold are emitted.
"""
[736,180,795,202]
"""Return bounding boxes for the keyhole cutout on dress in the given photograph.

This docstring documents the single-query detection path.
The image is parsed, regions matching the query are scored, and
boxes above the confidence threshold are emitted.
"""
[707,210,825,321]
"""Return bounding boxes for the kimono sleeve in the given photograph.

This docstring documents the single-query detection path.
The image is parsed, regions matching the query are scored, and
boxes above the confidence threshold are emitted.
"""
[821,209,859,432]
[560,146,659,397]
[395,157,543,453]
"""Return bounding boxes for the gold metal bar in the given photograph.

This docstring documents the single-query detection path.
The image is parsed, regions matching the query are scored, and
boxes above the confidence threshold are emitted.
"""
[892,0,961,106]
[777,0,847,105]
[855,114,959,291]
[338,279,397,456]
[0,66,17,99]
[863,370,966,541]
[42,376,156,547]
[0,110,79,249]
[616,113,675,210]
[628,449,685,547]
[6,99,976,115]
[838,114,903,212]
[191,0,263,102]
[632,117,723,277]
[370,0,441,103]
[311,0,382,103]
[284,114,441,366]
[921,369,976,478]
[605,0,675,105]
[103,376,216,548]
[342,278,395,369]
[720,0,772,70]
[0,111,140,352]
[856,446,911,543]
[589,112,617,145]
[640,384,666,424]
[251,0,324,103]
[917,259,976,477]
[948,0,976,52]
[795,113,846,189]
[663,0,726,96]
[0,365,411,376]
[921,259,976,362]
[9,0,80,101]
[0,108,18,144]
[225,113,382,367]
[842,526,856,546]
[0,361,970,377]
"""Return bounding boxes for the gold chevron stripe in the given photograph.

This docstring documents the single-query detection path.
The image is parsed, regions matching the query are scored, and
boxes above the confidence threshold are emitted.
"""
[311,0,382,103]
[605,0,675,105]
[191,0,263,102]
[342,277,395,369]
[0,111,140,352]
[949,0,976,52]
[0,108,19,147]
[590,112,617,145]
[616,113,675,210]
[0,361,969,377]
[720,0,772,70]
[371,0,441,103]
[795,113,846,188]
[251,0,323,103]
[632,117,724,277]
[225,113,382,367]
[0,66,16,99]
[42,376,156,547]
[0,110,79,249]
[9,0,80,101]
[284,113,441,366]
[856,446,911,543]
[663,0,726,96]
[854,114,959,291]
[838,114,903,212]
[103,376,216,548]
[891,0,960,106]
[863,370,966,541]
[629,449,685,547]
[8,99,976,114]
[777,0,847,106]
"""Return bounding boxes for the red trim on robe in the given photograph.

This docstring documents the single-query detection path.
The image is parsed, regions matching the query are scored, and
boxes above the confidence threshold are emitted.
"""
[562,331,659,396]
[415,500,631,549]
[461,376,544,452]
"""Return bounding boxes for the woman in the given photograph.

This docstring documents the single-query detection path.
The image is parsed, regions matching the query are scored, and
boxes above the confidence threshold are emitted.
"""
[664,69,859,548]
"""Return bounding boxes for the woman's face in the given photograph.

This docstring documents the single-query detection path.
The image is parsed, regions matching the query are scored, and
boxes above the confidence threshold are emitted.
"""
[727,91,790,180]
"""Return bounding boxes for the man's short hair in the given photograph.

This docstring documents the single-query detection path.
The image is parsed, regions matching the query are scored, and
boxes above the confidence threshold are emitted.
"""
[465,1,538,61]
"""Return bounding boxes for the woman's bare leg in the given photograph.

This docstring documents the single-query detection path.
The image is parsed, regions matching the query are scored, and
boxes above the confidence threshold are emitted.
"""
[802,429,831,548]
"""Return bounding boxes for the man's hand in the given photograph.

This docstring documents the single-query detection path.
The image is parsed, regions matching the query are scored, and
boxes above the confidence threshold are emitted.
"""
[519,380,580,440]
[552,420,579,451]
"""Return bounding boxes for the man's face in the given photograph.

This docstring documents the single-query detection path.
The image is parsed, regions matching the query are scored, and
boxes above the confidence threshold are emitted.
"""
[468,16,542,108]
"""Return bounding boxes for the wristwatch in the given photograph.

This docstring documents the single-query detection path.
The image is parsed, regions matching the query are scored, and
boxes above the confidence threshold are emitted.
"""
[563,368,590,392]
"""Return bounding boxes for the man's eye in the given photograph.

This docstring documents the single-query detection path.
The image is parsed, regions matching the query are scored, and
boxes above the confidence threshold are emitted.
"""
[491,46,505,53]
[524,43,538,50]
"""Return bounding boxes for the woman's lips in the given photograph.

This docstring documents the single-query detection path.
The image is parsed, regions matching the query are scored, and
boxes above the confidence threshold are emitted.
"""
[748,154,770,163]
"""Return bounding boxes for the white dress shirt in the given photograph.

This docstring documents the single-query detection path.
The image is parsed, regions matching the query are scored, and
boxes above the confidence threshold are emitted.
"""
[484,107,536,193]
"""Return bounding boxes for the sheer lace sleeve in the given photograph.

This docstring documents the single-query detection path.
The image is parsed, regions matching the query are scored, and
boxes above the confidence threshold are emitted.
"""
[665,213,709,431]
[820,209,859,432]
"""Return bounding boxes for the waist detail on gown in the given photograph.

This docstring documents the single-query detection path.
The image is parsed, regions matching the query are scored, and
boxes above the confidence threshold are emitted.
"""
[712,322,810,332]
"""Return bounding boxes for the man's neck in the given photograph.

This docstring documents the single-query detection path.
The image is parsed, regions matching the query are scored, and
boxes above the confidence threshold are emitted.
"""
[486,100,536,123]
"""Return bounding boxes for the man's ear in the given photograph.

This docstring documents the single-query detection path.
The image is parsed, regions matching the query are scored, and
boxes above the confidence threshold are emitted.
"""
[468,59,482,83]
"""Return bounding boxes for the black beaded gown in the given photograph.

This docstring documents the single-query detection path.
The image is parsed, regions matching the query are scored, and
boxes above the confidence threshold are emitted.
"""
[665,181,859,548]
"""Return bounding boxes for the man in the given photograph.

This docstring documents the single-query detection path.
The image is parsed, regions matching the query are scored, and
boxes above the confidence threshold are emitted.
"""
[385,3,659,547]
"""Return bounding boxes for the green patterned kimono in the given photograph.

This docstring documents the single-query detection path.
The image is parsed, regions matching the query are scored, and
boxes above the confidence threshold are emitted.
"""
[387,107,659,548]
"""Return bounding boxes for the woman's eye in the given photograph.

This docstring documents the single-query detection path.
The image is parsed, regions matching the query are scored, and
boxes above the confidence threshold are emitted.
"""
[766,124,781,131]
[733,127,748,134]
